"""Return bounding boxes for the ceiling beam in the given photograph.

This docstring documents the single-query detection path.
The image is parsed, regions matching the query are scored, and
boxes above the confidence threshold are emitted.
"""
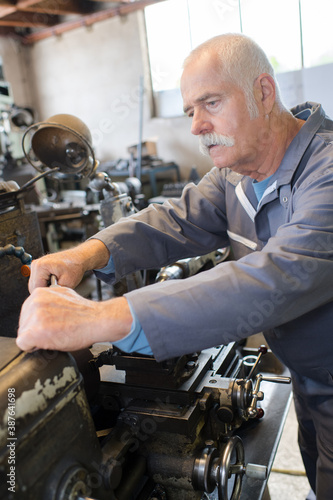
[21,0,164,44]
[0,11,58,27]
[16,0,84,15]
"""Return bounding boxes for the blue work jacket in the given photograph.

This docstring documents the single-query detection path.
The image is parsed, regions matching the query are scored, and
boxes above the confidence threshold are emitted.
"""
[95,102,333,385]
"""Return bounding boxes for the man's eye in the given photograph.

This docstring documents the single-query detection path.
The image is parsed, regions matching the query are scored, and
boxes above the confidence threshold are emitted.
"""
[184,109,193,117]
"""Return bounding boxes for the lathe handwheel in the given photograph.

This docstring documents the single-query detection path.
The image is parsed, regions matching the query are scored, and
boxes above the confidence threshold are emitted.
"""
[216,435,244,500]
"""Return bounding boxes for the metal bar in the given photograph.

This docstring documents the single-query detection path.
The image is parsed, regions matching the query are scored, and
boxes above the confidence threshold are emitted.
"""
[21,0,166,44]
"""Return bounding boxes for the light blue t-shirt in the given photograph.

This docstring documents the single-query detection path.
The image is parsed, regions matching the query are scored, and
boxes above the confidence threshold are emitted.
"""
[252,175,274,202]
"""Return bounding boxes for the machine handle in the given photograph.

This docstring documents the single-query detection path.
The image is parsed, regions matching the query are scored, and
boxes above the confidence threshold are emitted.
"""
[193,436,268,500]
[261,375,292,384]
[50,274,58,287]
[247,373,291,418]
[245,345,267,381]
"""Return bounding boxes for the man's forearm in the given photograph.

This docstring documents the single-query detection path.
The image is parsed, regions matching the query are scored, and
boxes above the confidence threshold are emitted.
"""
[79,238,111,271]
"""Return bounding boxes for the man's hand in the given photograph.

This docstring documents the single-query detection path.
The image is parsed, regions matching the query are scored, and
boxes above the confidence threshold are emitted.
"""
[28,238,110,292]
[16,286,133,352]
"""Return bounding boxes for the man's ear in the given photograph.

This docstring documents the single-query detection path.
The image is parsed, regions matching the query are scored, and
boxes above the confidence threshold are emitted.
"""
[254,73,276,114]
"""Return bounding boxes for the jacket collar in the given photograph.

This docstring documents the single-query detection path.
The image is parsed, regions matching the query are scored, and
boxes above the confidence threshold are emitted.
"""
[270,101,326,188]
[226,102,327,201]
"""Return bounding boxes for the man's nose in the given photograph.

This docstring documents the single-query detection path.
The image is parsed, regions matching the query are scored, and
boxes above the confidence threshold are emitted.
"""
[191,109,213,136]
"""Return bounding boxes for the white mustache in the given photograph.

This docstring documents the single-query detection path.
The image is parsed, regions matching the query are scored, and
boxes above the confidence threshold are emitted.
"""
[199,133,235,156]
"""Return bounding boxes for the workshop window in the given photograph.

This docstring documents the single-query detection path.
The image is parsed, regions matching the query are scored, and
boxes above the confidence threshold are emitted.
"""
[301,0,333,68]
[144,0,240,93]
[239,0,302,73]
[144,0,333,117]
[144,0,240,116]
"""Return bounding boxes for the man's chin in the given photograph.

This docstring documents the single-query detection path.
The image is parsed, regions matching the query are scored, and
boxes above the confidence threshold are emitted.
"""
[210,153,230,170]
[209,146,225,162]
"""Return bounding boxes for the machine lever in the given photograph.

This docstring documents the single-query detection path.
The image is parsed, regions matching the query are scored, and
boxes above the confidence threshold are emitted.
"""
[246,344,267,381]
[50,274,58,286]
[247,373,291,418]
[261,374,291,384]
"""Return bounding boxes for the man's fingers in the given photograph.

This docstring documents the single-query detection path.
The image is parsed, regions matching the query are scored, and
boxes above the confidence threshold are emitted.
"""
[16,331,36,352]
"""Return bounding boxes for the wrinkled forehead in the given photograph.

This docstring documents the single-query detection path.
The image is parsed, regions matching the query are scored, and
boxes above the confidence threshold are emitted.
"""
[181,51,230,93]
[181,52,235,110]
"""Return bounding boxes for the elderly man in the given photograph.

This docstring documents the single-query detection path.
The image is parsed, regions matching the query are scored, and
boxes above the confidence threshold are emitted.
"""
[17,34,333,498]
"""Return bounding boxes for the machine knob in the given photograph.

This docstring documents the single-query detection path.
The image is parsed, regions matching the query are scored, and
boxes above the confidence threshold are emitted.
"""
[244,462,268,480]
[256,407,265,419]
[258,345,268,355]
[216,406,234,424]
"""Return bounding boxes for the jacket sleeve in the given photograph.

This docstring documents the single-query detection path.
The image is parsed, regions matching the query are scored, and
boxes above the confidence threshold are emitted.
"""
[92,167,230,282]
[125,163,333,361]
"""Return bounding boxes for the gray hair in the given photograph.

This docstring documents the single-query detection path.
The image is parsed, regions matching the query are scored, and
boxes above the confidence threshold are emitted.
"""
[183,33,284,118]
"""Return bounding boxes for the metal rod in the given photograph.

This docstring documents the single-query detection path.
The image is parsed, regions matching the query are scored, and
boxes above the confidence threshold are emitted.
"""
[136,75,144,181]
[50,275,58,287]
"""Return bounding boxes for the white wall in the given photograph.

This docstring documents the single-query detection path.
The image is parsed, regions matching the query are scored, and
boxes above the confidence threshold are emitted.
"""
[0,37,33,107]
